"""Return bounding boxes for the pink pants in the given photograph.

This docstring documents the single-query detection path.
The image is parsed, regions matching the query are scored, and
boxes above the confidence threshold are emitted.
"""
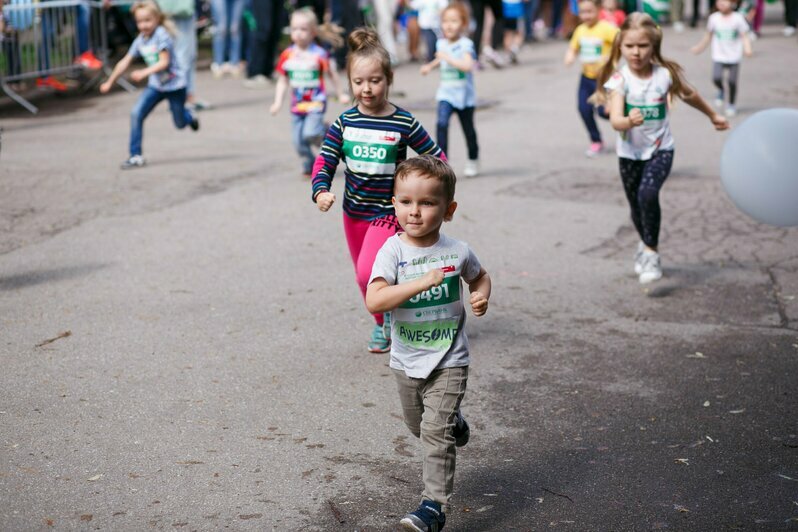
[343,213,401,325]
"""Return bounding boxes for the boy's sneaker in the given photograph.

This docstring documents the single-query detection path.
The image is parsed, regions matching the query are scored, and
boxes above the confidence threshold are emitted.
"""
[452,411,470,447]
[634,241,645,275]
[382,312,392,342]
[725,105,737,117]
[464,159,479,177]
[120,155,146,169]
[714,93,724,108]
[190,116,200,131]
[400,500,446,532]
[368,324,390,353]
[638,249,663,284]
[585,142,603,158]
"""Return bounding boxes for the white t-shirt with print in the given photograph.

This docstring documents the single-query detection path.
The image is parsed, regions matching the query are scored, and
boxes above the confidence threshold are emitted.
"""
[604,64,674,161]
[708,11,748,64]
[369,233,483,380]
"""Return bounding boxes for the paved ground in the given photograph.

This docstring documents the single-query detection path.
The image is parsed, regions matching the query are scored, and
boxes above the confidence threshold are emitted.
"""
[2,12,797,531]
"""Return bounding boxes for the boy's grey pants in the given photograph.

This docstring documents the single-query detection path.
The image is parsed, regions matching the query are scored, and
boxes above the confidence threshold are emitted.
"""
[393,366,468,511]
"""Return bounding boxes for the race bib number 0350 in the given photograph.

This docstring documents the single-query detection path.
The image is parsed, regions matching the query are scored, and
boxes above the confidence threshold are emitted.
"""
[342,127,400,175]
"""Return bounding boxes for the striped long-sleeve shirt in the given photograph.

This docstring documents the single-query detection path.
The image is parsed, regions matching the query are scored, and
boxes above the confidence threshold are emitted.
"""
[311,105,444,221]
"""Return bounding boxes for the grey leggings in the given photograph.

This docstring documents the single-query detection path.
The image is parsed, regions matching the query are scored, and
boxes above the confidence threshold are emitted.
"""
[713,62,740,105]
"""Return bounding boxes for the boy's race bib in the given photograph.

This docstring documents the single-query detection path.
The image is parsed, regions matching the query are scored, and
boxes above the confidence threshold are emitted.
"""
[714,28,740,40]
[288,63,321,88]
[342,127,400,174]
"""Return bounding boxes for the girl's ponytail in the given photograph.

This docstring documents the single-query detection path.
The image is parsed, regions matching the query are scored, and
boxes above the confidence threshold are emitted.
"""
[591,31,624,106]
[345,27,393,88]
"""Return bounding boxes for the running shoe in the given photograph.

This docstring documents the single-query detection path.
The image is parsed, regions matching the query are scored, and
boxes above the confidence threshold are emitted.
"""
[368,324,390,353]
[714,93,724,109]
[585,142,603,158]
[120,155,146,170]
[638,249,663,284]
[453,410,470,447]
[464,159,479,177]
[74,51,103,70]
[400,500,446,532]
[36,76,68,91]
[190,116,200,131]
[725,105,737,117]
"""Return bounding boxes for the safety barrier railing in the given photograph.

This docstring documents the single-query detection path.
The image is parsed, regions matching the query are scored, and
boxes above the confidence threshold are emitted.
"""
[1,0,133,114]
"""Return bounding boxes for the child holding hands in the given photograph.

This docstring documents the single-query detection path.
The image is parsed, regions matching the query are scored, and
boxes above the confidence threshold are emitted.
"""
[366,155,491,532]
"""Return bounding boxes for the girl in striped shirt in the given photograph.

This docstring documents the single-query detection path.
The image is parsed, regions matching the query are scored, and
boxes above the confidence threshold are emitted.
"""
[311,27,445,354]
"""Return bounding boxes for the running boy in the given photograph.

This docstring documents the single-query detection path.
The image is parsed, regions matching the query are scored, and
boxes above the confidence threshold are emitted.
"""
[366,155,491,532]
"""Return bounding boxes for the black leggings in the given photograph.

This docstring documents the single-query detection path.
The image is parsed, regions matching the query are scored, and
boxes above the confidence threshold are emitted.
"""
[470,0,504,57]
[713,62,739,105]
[619,150,674,249]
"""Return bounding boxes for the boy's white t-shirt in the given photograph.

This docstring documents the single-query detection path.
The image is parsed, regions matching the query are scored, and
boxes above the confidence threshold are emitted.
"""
[708,11,748,64]
[369,233,483,380]
[604,64,674,161]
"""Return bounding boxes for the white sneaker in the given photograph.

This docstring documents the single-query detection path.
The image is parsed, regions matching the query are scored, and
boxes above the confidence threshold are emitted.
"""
[210,63,223,79]
[634,241,646,275]
[243,74,271,89]
[464,159,479,177]
[783,26,796,37]
[638,249,663,284]
[673,21,686,33]
[713,93,724,109]
[725,105,737,117]
[120,154,146,169]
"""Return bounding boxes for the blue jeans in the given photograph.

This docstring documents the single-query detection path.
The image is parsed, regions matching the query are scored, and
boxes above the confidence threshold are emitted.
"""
[578,75,607,143]
[291,112,326,173]
[129,87,193,156]
[523,0,540,38]
[436,101,479,161]
[211,0,245,64]
[172,15,197,96]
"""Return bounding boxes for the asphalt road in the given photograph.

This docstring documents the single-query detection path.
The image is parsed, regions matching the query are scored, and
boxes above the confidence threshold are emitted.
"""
[1,13,797,531]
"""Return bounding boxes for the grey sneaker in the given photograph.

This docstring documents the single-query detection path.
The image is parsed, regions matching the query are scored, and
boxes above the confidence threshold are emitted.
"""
[638,250,663,284]
[120,155,145,169]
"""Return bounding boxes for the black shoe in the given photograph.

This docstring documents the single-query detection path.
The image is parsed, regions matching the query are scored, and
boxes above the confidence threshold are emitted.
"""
[453,410,470,447]
[190,116,199,131]
[400,500,446,532]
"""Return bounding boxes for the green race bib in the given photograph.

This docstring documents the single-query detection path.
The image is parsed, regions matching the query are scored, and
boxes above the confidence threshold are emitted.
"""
[289,68,320,88]
[714,28,739,40]
[400,276,460,310]
[342,127,400,174]
[395,319,460,350]
[626,102,667,121]
[440,65,466,85]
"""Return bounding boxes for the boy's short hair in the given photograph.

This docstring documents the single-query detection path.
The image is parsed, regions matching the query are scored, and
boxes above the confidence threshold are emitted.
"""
[394,155,457,203]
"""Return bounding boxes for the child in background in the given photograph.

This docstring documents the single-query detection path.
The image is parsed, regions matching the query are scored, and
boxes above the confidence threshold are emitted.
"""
[599,0,626,27]
[421,2,480,178]
[100,0,198,169]
[270,9,348,177]
[366,155,491,532]
[312,28,445,354]
[564,0,618,157]
[594,13,728,283]
[690,0,752,117]
[411,0,448,62]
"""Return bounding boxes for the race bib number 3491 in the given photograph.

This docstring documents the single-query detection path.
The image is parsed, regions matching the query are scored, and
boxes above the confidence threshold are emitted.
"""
[400,276,460,309]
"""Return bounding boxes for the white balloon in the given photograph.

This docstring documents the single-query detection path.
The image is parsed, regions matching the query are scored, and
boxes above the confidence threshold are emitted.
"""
[720,108,798,227]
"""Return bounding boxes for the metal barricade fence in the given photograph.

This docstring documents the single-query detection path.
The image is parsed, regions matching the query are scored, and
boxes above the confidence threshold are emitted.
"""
[0,0,133,114]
